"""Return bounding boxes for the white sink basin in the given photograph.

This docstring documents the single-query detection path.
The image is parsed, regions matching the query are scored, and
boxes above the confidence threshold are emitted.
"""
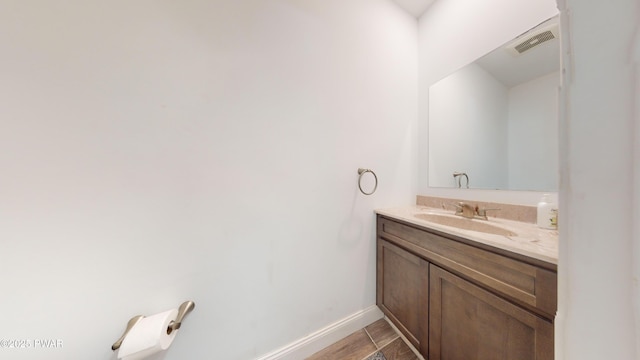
[414,213,517,237]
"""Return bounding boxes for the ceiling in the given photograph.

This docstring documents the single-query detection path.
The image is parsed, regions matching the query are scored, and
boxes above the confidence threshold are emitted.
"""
[390,0,436,18]
[475,17,559,87]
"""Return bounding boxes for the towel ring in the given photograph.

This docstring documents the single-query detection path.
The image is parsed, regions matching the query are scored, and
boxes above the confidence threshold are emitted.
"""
[358,168,378,195]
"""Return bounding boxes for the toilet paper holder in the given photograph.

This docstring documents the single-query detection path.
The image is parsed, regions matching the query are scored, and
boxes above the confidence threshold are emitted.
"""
[111,300,195,351]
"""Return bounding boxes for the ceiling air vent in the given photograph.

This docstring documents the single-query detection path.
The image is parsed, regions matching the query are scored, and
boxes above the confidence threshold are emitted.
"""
[505,23,558,56]
[514,31,556,53]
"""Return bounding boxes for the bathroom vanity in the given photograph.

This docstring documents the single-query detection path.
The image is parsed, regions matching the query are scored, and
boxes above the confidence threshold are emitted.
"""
[376,206,557,359]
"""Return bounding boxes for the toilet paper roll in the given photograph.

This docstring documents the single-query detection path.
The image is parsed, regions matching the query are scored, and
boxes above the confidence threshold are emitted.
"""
[117,309,179,360]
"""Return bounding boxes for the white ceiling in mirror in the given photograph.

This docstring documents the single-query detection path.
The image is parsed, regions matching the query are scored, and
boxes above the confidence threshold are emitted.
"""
[390,0,436,18]
[475,17,559,87]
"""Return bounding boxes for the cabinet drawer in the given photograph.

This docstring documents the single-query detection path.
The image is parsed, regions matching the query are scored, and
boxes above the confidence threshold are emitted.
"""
[378,216,557,319]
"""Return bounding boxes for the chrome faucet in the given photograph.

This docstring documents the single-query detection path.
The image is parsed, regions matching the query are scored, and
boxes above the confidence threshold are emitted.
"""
[453,172,469,188]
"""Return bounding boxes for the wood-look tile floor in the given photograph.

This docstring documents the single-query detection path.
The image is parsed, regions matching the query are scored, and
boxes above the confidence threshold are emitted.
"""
[306,319,419,360]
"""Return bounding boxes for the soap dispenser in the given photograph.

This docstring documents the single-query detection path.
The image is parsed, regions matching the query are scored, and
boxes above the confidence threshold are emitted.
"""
[537,194,558,229]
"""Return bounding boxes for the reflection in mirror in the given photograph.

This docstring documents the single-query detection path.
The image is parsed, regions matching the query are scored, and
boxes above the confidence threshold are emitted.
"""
[428,16,559,191]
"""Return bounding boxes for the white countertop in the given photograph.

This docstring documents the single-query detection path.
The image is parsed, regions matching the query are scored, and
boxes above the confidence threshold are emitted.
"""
[376,206,558,265]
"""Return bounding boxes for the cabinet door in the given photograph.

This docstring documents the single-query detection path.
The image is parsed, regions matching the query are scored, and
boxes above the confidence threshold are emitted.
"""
[377,239,429,355]
[429,265,553,360]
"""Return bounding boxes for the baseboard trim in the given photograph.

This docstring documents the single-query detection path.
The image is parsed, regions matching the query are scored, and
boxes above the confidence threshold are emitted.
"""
[254,305,383,360]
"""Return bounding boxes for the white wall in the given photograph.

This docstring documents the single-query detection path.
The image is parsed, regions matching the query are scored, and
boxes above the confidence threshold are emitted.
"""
[429,63,509,189]
[557,0,639,358]
[428,65,559,192]
[418,0,559,206]
[508,71,559,191]
[0,1,418,359]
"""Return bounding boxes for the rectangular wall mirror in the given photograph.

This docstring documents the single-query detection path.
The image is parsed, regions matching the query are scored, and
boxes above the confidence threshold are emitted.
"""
[428,16,559,191]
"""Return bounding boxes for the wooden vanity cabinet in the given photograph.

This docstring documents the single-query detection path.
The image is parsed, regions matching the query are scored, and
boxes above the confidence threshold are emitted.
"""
[376,215,557,359]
